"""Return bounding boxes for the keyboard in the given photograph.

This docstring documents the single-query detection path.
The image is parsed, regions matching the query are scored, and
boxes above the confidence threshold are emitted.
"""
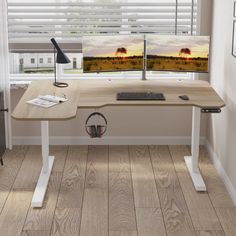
[117,92,165,101]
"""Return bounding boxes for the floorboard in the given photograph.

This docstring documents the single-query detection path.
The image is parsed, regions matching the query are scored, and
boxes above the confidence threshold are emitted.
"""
[0,190,33,236]
[80,145,109,236]
[149,145,196,236]
[0,146,28,213]
[216,208,236,236]
[129,145,160,208]
[21,230,51,236]
[136,207,166,236]
[80,188,108,236]
[109,146,130,173]
[109,171,136,231]
[109,231,137,236]
[85,145,108,189]
[51,146,88,236]
[56,146,88,208]
[109,145,136,232]
[195,231,226,236]
[50,208,81,236]
[13,146,46,190]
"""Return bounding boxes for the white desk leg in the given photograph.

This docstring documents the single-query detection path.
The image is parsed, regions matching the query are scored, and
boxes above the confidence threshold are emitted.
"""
[184,107,206,191]
[31,121,55,208]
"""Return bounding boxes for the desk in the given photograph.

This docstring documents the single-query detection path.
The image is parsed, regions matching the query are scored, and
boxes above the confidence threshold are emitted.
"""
[12,79,225,207]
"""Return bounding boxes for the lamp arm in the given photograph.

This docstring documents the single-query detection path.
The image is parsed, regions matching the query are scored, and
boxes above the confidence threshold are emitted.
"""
[51,38,61,52]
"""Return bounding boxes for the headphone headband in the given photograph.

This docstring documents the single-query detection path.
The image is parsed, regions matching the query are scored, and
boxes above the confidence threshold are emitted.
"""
[85,112,108,125]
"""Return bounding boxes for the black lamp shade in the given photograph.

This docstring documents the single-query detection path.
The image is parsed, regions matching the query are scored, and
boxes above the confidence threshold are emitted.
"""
[56,50,71,64]
[51,38,71,64]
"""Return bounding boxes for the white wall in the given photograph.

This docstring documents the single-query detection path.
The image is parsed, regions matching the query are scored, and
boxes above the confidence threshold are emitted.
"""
[207,0,236,198]
[10,0,212,145]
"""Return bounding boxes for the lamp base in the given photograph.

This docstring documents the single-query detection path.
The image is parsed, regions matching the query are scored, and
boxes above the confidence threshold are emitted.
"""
[53,81,68,88]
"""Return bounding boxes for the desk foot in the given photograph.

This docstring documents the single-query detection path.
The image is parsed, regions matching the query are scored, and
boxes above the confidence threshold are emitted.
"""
[184,156,206,192]
[31,156,54,208]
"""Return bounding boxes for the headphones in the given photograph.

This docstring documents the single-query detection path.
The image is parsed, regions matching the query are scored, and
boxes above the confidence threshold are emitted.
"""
[85,112,108,138]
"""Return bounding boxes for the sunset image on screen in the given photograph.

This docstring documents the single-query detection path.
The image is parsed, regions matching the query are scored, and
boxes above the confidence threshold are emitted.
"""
[83,35,144,72]
[147,35,210,72]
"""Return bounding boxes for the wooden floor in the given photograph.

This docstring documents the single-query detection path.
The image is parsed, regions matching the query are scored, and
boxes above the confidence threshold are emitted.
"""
[0,145,236,236]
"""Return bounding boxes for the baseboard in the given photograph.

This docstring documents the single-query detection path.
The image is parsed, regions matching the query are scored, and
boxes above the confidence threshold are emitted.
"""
[13,135,206,146]
[206,140,236,206]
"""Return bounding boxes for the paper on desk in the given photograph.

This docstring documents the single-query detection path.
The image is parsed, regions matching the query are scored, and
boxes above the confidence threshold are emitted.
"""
[27,95,68,108]
[38,95,68,103]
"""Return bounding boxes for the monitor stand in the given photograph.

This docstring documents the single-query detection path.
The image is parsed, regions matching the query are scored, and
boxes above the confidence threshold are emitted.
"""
[142,35,147,80]
[142,68,147,80]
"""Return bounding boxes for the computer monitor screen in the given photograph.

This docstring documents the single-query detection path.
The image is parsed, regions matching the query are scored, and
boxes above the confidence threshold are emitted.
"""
[83,35,144,73]
[147,35,210,73]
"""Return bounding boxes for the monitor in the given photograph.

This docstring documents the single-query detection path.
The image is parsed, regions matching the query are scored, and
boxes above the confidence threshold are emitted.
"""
[83,35,144,73]
[146,35,210,73]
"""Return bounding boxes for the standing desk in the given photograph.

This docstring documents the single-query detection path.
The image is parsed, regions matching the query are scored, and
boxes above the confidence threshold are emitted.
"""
[12,79,225,208]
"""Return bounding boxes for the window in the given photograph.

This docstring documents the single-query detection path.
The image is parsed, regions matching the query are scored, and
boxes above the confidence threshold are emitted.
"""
[8,0,198,80]
[10,53,54,74]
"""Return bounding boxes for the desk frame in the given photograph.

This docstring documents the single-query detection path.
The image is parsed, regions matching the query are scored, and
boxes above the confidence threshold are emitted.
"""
[185,107,206,191]
[31,121,54,207]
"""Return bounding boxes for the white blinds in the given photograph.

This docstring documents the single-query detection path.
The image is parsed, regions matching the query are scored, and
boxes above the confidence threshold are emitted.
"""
[8,1,197,50]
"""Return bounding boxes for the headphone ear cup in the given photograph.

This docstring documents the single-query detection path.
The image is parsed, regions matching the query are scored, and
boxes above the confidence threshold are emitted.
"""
[96,125,102,138]
[90,125,97,138]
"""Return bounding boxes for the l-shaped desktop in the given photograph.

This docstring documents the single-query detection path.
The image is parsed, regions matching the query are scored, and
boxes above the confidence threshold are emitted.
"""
[12,79,225,208]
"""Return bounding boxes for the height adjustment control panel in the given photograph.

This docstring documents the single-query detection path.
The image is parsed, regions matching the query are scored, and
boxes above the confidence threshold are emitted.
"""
[201,108,221,113]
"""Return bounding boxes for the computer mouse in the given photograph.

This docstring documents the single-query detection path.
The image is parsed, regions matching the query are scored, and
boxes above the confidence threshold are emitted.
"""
[179,95,189,100]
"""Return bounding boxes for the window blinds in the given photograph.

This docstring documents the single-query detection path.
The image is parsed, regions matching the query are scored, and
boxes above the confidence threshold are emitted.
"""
[8,1,198,51]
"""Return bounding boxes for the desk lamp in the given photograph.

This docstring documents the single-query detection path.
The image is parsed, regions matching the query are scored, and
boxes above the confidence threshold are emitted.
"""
[51,38,71,88]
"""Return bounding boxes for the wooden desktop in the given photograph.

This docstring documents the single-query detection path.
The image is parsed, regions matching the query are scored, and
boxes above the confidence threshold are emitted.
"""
[12,79,225,207]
